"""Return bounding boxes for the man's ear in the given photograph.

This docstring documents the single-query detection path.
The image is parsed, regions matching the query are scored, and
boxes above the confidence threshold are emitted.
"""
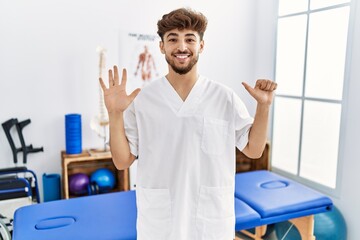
[159,41,165,54]
[199,40,205,53]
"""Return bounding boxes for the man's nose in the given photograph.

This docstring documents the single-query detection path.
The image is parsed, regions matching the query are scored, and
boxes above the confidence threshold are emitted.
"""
[177,41,188,52]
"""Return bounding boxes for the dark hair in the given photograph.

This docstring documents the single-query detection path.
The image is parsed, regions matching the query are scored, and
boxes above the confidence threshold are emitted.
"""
[157,8,208,41]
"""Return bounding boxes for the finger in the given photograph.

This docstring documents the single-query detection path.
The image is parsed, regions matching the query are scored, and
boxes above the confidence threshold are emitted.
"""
[262,80,276,91]
[108,69,114,86]
[255,80,263,89]
[261,80,269,90]
[271,82,278,91]
[272,82,277,91]
[264,80,273,91]
[256,79,272,90]
[120,68,127,86]
[129,88,141,101]
[242,82,255,95]
[99,78,107,91]
[113,65,119,85]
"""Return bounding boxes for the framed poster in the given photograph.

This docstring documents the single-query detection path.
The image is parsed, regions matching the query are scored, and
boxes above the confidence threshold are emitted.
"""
[119,32,167,92]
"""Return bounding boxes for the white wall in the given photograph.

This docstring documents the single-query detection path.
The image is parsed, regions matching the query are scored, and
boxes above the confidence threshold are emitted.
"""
[335,0,360,238]
[255,0,360,239]
[0,0,257,200]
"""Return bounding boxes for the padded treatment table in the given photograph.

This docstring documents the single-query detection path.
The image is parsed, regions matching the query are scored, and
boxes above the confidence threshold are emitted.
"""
[234,170,333,239]
[13,191,138,240]
[12,170,332,240]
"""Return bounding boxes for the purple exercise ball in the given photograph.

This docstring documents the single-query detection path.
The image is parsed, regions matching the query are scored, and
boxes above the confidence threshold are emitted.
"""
[69,173,89,195]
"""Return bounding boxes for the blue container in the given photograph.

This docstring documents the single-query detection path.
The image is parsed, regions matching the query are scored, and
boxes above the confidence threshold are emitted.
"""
[65,114,82,154]
[43,173,61,202]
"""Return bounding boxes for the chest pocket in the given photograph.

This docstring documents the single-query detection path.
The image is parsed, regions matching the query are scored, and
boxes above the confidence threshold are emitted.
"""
[201,118,229,156]
[136,187,172,240]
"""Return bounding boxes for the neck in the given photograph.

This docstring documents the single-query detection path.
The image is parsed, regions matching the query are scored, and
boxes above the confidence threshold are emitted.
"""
[166,65,198,88]
[166,66,199,101]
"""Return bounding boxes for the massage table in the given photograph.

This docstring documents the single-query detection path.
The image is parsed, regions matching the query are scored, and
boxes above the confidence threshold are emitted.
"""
[12,170,332,240]
[234,170,332,239]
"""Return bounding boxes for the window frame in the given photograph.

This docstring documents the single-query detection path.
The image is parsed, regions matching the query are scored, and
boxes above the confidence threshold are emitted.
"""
[270,0,356,197]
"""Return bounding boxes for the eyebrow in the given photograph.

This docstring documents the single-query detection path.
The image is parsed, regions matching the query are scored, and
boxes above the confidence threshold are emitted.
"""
[166,33,197,38]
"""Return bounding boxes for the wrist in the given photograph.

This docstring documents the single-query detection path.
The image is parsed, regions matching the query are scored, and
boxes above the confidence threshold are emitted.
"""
[256,102,271,109]
[255,103,271,116]
[108,111,124,120]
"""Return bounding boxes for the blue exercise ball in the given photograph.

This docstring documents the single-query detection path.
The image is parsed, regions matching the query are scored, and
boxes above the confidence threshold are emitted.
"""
[69,173,89,195]
[314,205,347,240]
[274,221,301,240]
[90,168,116,193]
[275,205,347,240]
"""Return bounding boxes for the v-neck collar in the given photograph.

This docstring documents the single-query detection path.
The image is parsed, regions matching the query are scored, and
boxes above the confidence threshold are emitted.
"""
[161,76,205,116]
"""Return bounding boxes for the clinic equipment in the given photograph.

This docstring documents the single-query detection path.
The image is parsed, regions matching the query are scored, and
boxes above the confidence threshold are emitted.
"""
[12,170,333,240]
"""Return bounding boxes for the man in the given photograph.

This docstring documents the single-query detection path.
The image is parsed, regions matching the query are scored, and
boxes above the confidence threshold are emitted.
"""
[100,8,277,240]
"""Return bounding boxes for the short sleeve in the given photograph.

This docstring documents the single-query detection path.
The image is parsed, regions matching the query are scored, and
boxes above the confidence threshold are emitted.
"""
[123,102,139,157]
[232,92,254,151]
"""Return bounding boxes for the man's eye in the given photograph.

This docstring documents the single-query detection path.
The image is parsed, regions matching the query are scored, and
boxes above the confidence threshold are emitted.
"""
[169,39,177,42]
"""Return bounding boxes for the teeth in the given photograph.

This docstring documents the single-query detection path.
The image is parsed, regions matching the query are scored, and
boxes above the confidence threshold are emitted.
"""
[176,55,188,59]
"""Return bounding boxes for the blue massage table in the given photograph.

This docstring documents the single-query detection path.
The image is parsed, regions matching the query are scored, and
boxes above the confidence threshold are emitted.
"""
[12,170,332,240]
[234,170,332,239]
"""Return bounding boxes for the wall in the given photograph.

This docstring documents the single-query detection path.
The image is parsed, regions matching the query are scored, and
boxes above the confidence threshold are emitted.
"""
[0,0,257,200]
[255,0,360,239]
[335,0,360,238]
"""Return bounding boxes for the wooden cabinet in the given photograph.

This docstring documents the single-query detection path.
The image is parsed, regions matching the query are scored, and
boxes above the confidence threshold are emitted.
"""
[236,142,270,173]
[61,150,129,199]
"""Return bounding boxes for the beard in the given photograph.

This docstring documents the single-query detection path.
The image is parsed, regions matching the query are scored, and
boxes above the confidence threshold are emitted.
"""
[165,52,199,75]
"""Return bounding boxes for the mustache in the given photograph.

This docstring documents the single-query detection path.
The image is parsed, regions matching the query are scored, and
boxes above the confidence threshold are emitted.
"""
[173,50,192,55]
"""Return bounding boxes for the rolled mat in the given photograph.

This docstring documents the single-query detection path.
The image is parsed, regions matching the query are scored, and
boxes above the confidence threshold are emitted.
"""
[43,173,61,202]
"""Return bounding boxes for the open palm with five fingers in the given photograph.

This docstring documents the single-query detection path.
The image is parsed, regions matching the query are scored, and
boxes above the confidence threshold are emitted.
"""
[99,65,141,114]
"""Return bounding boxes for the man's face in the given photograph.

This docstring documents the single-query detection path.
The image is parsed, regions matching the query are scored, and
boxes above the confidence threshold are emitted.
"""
[160,29,204,75]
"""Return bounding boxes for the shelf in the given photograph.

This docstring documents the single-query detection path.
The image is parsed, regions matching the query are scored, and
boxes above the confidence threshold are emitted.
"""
[61,150,129,199]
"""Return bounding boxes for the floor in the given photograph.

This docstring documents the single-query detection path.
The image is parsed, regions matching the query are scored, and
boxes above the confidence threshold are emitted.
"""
[236,229,280,240]
[236,226,291,240]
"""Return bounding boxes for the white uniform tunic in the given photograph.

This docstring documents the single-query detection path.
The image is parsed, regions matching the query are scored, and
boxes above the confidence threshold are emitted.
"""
[124,76,253,240]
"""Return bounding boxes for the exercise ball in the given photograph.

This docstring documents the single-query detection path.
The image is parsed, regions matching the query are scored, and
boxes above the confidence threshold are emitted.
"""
[274,221,301,240]
[239,224,275,239]
[69,173,89,195]
[314,205,347,240]
[90,168,116,193]
[275,205,347,240]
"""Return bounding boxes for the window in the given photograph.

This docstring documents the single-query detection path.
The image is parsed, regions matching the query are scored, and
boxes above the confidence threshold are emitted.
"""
[271,0,352,194]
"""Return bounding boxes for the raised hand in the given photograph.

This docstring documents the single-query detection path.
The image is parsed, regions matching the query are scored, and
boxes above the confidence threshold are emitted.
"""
[242,79,277,105]
[99,65,141,114]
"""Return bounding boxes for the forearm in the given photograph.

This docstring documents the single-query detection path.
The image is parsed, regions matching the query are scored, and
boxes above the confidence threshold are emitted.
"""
[244,104,270,158]
[108,112,136,170]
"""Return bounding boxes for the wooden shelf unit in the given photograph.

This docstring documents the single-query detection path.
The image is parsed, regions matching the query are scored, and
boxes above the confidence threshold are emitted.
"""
[61,150,129,199]
[236,142,270,173]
